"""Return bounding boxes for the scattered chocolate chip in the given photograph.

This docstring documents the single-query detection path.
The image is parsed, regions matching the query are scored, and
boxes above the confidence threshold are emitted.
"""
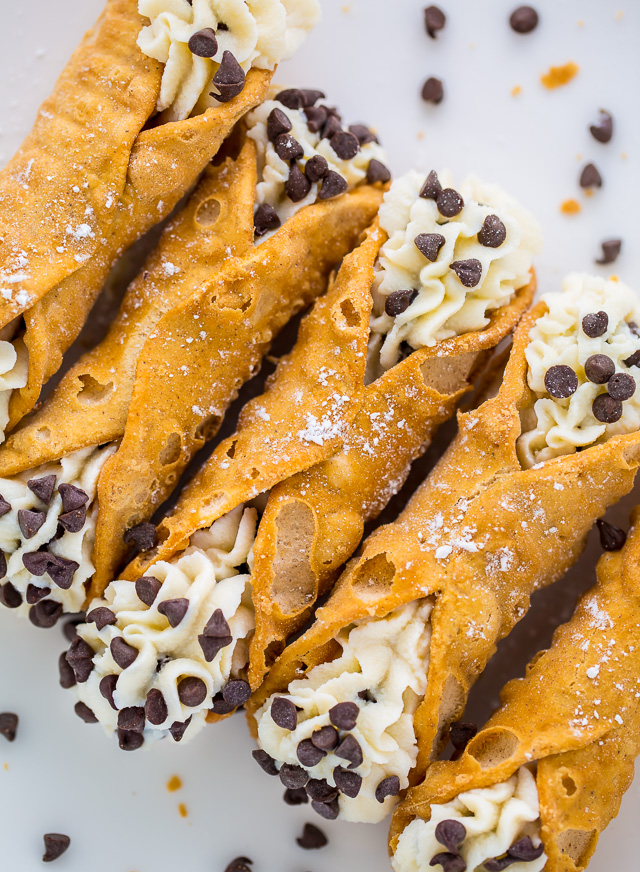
[544,364,578,398]
[297,738,326,768]
[254,203,281,238]
[582,311,609,338]
[349,123,377,145]
[275,88,305,109]
[29,600,62,628]
[0,712,18,742]
[375,775,400,803]
[509,5,539,33]
[58,507,87,533]
[318,170,348,200]
[280,763,309,789]
[584,354,615,384]
[580,162,603,189]
[284,787,308,805]
[169,717,192,742]
[430,852,467,872]
[271,697,298,731]
[210,51,245,102]
[0,581,22,609]
[608,372,636,401]
[415,232,446,261]
[188,26,218,57]
[286,162,312,202]
[385,289,418,317]
[296,822,328,849]
[74,701,98,724]
[157,597,189,628]
[27,475,57,504]
[85,606,117,631]
[478,214,507,248]
[135,575,161,607]
[118,728,144,751]
[42,833,71,863]
[118,706,145,733]
[437,188,464,217]
[449,721,478,751]
[222,679,251,708]
[17,508,46,539]
[329,701,359,730]
[421,76,444,104]
[592,393,623,423]
[58,652,76,689]
[334,734,363,769]
[46,555,79,590]
[312,797,339,820]
[306,778,338,803]
[450,259,482,288]
[110,636,139,669]
[178,676,208,708]
[124,521,156,553]
[305,155,329,183]
[420,170,442,200]
[144,688,168,725]
[311,725,339,751]
[305,105,328,133]
[424,5,446,38]
[0,495,10,516]
[333,765,362,798]
[99,674,118,710]
[26,583,50,604]
[224,858,253,872]
[253,748,279,776]
[435,819,467,852]
[210,695,235,716]
[58,483,88,513]
[596,518,627,551]
[274,133,304,162]
[330,131,360,161]
[367,159,391,185]
[596,238,622,265]
[590,109,614,144]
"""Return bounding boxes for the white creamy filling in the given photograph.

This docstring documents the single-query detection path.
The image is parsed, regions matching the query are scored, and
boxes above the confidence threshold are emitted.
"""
[256,599,434,823]
[392,767,545,872]
[247,93,388,236]
[0,337,28,445]
[73,505,257,748]
[138,0,321,121]
[367,170,541,378]
[518,274,640,468]
[0,444,116,617]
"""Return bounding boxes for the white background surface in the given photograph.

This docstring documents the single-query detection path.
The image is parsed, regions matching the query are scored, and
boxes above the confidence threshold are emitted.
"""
[1,0,640,870]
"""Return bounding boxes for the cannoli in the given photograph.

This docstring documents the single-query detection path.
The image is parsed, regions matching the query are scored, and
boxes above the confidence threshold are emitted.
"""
[389,512,640,872]
[0,0,320,440]
[247,272,640,824]
[0,100,387,624]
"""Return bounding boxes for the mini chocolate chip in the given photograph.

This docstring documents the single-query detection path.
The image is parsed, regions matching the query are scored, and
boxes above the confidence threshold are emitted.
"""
[62,619,81,643]
[26,583,50,604]
[437,188,464,217]
[358,689,377,703]
[0,551,5,580]
[58,507,87,533]
[283,787,308,805]
[271,697,298,731]
[590,109,614,144]
[58,652,76,689]
[580,162,603,189]
[449,721,478,756]
[0,581,22,609]
[334,734,363,769]
[0,712,18,742]
[22,551,48,576]
[333,765,362,798]
[68,654,93,684]
[312,797,339,820]
[29,599,62,628]
[99,674,119,710]
[478,214,507,248]
[222,679,251,707]
[430,852,467,872]
[420,170,442,200]
[224,858,253,872]
[329,701,359,730]
[415,232,446,261]
[296,822,328,849]
[198,631,232,662]
[300,89,326,107]
[349,123,377,145]
[608,372,636,401]
[118,728,144,751]
[311,725,339,751]
[46,555,79,590]
[421,76,444,104]
[169,717,192,742]
[274,133,304,162]
[582,311,609,338]
[584,354,615,384]
[210,695,235,715]
[305,155,329,183]
[135,575,162,606]
[507,837,545,862]
[252,749,279,776]
[509,5,539,32]
[188,27,218,57]
[67,636,94,664]
[306,778,338,803]
[124,521,156,553]
[286,162,312,203]
[297,738,326,768]
[385,289,418,317]
[367,159,391,185]
[592,393,623,423]
[58,483,88,512]
[110,636,139,669]
[203,608,232,640]
[0,495,10,516]
[424,5,446,37]
[279,763,309,789]
[42,833,71,863]
[305,105,328,133]
[158,598,189,627]
[27,475,56,504]
[375,775,401,803]
[596,238,622,265]
[450,259,482,288]
[321,113,343,140]
[86,606,117,631]
[318,170,348,200]
[254,203,281,237]
[178,676,208,707]
[330,131,360,161]
[210,51,245,102]
[544,364,579,398]
[275,88,305,109]
[435,819,467,852]
[118,706,145,733]
[17,508,46,539]
[624,349,640,368]
[144,688,168,725]
[596,518,627,551]
[74,701,98,723]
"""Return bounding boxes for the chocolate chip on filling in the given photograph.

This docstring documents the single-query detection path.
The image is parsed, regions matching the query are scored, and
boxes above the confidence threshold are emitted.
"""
[385,289,418,317]
[318,170,348,201]
[328,701,359,730]
[27,475,57,504]
[375,774,401,803]
[478,214,507,248]
[157,597,189,627]
[135,575,162,606]
[367,159,391,184]
[450,259,482,289]
[584,354,615,384]
[330,131,360,161]
[274,133,304,162]
[544,364,578,399]
[420,170,443,201]
[85,606,117,631]
[0,494,10,516]
[414,232,446,262]
[270,696,298,731]
[484,836,545,871]
[254,203,281,238]
[199,607,233,661]
[582,310,608,338]
[596,518,627,552]
[123,521,157,553]
[437,187,464,218]
[607,372,636,401]
[304,155,329,183]
[285,162,311,202]
[17,508,47,539]
[187,27,218,58]
[210,50,245,103]
[592,393,623,424]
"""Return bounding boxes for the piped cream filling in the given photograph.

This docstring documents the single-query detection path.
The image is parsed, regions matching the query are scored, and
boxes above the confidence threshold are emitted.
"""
[0,336,28,444]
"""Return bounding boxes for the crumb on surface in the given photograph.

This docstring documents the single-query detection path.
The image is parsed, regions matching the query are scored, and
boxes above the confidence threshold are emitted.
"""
[560,198,581,215]
[511,85,522,97]
[167,775,183,792]
[541,61,579,89]
[178,803,188,818]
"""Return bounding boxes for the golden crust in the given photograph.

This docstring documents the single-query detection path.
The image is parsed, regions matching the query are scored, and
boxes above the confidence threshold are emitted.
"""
[389,512,640,872]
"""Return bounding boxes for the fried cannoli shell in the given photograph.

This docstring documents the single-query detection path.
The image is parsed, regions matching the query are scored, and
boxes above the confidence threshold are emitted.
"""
[0,140,257,476]
[94,214,384,596]
[389,513,640,871]
[247,275,535,684]
[247,301,640,781]
[0,0,270,426]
